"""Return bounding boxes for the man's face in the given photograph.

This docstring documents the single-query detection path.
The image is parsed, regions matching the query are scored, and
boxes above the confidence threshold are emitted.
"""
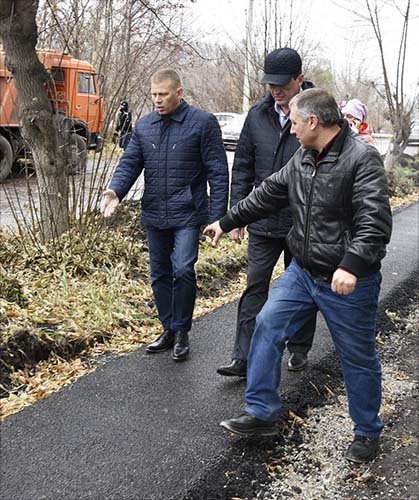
[151,79,183,115]
[290,104,316,149]
[268,74,304,110]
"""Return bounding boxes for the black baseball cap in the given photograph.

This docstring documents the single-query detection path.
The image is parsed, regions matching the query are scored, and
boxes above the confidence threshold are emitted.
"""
[260,48,302,86]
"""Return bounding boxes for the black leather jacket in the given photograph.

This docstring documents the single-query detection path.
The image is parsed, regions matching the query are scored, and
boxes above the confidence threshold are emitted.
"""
[230,81,314,238]
[220,120,392,277]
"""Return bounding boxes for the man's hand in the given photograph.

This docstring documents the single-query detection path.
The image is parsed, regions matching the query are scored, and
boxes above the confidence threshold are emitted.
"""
[203,221,224,246]
[331,268,357,295]
[100,189,120,218]
[230,227,245,244]
[112,132,119,144]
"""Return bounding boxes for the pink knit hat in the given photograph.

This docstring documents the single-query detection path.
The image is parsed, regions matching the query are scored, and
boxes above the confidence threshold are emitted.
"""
[339,99,368,122]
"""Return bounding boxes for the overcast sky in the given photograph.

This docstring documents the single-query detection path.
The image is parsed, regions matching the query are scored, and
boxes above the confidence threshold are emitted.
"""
[186,0,419,98]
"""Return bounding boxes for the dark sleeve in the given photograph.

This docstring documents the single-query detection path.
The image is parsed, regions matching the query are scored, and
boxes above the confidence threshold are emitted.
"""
[108,124,144,201]
[220,164,290,232]
[229,114,255,208]
[201,114,229,222]
[339,147,392,275]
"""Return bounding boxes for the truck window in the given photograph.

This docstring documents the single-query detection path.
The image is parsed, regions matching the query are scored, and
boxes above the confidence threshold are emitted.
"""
[77,72,96,94]
[51,68,65,83]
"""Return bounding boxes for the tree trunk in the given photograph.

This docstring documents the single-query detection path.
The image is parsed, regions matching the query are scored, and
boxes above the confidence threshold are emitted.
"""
[0,0,69,240]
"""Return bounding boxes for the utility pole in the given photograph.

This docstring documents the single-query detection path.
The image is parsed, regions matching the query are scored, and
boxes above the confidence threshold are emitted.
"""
[242,0,254,114]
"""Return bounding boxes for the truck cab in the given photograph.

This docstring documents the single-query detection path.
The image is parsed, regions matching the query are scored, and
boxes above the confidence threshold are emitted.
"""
[0,49,105,180]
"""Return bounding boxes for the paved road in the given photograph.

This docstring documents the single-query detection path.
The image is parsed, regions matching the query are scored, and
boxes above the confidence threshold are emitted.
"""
[1,203,418,500]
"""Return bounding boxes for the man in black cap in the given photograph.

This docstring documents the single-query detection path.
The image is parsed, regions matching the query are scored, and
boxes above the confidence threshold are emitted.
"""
[217,47,316,378]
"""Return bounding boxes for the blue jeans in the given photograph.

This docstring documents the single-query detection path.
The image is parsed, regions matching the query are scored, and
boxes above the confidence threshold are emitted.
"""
[245,259,383,438]
[146,226,200,333]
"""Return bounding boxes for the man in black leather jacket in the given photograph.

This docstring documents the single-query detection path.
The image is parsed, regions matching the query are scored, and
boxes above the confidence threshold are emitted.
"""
[217,48,316,378]
[205,89,392,464]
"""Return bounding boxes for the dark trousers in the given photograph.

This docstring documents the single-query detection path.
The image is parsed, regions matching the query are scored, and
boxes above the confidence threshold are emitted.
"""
[232,232,316,361]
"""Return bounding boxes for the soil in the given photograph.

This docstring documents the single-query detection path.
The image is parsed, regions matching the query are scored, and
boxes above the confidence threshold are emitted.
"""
[175,270,418,500]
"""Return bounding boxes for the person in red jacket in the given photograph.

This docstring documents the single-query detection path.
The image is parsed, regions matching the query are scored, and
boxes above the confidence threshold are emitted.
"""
[339,99,374,143]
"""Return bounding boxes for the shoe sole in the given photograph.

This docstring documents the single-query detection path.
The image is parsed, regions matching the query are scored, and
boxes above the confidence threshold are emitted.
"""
[220,420,278,437]
[145,345,174,353]
[216,369,246,377]
[345,452,378,464]
[287,363,307,372]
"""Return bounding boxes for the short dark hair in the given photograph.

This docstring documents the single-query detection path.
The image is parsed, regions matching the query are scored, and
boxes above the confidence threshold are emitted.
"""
[290,88,340,127]
[151,69,182,89]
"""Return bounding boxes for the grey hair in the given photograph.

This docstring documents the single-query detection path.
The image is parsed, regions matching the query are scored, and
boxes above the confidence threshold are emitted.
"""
[151,69,182,89]
[290,88,340,127]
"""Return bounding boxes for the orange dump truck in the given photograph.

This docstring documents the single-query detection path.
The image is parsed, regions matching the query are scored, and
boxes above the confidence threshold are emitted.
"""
[0,49,104,180]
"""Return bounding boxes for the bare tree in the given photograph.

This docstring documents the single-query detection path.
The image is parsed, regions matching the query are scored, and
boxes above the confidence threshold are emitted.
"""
[0,0,69,240]
[336,0,417,170]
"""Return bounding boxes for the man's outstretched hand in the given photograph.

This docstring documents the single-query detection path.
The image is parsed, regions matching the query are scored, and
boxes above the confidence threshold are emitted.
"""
[100,189,120,218]
[203,221,224,246]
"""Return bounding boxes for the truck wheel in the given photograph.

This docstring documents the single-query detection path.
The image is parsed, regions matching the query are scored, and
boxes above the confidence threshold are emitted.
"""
[68,134,87,175]
[0,135,14,181]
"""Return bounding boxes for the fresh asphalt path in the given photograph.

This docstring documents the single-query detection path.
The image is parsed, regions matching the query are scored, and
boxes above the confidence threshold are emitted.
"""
[1,203,418,500]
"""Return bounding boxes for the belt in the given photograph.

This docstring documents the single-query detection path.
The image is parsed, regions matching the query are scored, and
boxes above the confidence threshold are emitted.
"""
[302,266,333,282]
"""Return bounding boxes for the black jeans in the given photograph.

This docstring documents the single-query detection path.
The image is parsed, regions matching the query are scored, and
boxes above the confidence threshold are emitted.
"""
[232,232,316,361]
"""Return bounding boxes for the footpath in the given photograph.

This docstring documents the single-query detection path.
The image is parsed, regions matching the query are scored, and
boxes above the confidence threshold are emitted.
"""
[1,203,418,500]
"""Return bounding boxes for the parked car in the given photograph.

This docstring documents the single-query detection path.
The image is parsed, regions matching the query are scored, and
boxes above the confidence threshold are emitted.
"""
[220,114,247,150]
[214,112,241,130]
[407,119,419,146]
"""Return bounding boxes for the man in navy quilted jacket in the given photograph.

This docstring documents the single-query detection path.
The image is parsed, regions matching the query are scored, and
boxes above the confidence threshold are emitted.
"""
[101,69,229,361]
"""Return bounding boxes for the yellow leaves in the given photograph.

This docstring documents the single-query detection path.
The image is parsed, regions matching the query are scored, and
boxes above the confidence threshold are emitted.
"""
[390,370,411,381]
[266,456,289,477]
[398,436,418,447]
[385,309,397,320]
[1,356,94,420]
[288,410,308,427]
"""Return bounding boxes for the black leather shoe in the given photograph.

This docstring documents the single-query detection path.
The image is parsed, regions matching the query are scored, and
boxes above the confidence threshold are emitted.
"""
[220,414,278,437]
[145,330,174,353]
[345,435,380,463]
[287,352,308,371]
[217,359,247,377]
[171,331,189,361]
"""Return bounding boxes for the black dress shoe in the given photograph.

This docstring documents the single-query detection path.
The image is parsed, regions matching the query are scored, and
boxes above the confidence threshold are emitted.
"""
[217,359,247,377]
[220,414,278,437]
[145,330,174,353]
[287,352,308,371]
[345,435,380,463]
[171,331,189,361]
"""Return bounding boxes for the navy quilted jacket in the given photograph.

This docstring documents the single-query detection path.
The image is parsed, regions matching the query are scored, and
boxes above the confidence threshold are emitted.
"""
[231,81,314,238]
[108,100,229,229]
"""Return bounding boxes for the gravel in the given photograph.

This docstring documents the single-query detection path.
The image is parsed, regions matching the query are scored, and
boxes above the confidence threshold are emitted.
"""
[257,282,419,500]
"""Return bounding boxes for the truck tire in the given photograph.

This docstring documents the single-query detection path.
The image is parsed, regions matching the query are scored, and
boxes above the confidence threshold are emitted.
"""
[0,135,13,181]
[68,134,87,175]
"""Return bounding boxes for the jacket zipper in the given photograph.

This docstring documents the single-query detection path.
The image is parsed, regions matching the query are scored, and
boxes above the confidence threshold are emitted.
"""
[303,164,317,262]
[165,127,171,224]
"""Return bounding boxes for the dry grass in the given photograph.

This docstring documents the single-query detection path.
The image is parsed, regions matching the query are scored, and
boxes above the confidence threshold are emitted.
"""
[1,189,417,420]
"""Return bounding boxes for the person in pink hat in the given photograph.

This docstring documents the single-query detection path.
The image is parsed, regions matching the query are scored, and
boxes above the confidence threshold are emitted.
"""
[339,99,374,143]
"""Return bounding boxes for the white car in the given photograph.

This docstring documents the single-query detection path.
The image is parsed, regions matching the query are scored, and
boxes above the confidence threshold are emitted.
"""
[214,112,241,129]
[220,114,247,150]
[408,119,419,146]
